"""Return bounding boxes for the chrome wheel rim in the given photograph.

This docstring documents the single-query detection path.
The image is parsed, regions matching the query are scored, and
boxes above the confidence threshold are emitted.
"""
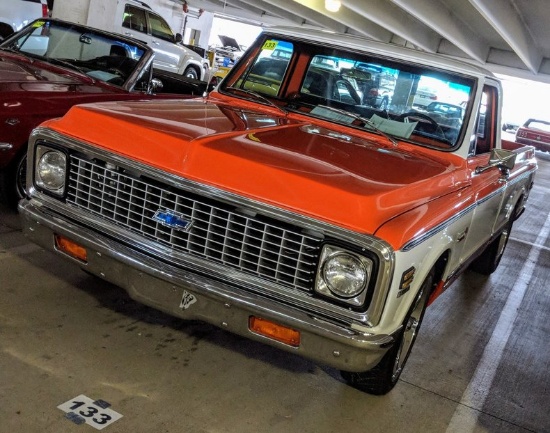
[392,287,428,381]
[15,154,27,200]
[496,228,510,261]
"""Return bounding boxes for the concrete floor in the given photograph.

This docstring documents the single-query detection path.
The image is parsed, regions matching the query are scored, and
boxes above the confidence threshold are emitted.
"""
[1,159,549,433]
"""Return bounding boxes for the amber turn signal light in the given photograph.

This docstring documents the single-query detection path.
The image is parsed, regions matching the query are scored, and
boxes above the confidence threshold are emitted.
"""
[54,234,87,262]
[249,316,301,347]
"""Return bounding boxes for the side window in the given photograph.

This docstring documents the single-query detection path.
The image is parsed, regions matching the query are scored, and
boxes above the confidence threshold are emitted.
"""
[474,84,498,155]
[122,5,147,34]
[148,12,174,42]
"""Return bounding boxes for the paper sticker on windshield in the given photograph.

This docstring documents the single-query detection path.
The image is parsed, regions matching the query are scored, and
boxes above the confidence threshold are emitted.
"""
[32,20,45,28]
[262,40,278,51]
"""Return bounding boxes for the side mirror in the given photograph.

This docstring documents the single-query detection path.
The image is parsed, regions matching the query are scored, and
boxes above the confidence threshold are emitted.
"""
[148,78,163,94]
[175,33,183,44]
[475,148,517,177]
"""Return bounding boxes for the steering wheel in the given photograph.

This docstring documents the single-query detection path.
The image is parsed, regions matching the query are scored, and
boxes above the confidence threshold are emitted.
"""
[395,111,446,139]
[332,79,362,104]
[108,67,125,78]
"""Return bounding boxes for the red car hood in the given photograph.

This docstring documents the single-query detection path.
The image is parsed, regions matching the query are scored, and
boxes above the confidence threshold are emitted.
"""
[46,98,469,234]
[0,54,83,84]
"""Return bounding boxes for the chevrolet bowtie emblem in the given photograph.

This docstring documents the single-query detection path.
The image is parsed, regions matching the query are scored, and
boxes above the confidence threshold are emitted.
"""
[152,210,193,232]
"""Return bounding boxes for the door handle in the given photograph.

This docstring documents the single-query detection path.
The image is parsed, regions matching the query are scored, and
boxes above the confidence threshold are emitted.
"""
[457,227,469,242]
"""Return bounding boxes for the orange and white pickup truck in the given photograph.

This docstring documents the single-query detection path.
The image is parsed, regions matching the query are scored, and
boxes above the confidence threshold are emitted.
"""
[19,27,537,394]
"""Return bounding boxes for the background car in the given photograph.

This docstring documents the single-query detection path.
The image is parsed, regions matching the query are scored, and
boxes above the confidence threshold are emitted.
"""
[421,101,464,124]
[0,18,206,208]
[364,85,394,110]
[211,35,245,67]
[117,0,210,81]
[515,118,550,153]
[412,86,438,108]
[502,121,520,132]
[0,0,49,40]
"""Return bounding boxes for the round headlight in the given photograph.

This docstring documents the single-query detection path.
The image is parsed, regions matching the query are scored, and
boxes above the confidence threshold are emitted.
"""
[322,252,368,298]
[37,150,66,192]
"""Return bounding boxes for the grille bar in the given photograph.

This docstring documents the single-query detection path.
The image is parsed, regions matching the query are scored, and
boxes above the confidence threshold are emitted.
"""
[67,156,323,291]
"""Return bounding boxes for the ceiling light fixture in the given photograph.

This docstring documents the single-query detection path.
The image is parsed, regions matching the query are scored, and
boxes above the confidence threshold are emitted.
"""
[325,0,341,12]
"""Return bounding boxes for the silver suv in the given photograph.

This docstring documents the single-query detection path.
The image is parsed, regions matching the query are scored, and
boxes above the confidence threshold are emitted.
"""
[115,1,209,81]
[0,0,49,40]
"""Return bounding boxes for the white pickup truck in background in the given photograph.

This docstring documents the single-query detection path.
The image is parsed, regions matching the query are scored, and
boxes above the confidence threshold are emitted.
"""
[0,0,49,40]
[52,0,210,81]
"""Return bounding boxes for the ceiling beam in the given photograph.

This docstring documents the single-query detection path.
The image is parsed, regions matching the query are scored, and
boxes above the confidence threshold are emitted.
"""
[291,0,393,42]
[222,0,308,26]
[390,0,489,63]
[468,0,542,74]
[259,0,348,33]
[191,0,299,27]
[341,0,441,52]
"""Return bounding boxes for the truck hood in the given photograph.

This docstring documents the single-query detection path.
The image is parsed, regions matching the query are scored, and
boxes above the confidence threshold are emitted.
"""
[48,98,469,234]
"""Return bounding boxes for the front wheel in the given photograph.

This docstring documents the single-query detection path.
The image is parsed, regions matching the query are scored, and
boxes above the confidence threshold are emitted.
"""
[183,66,199,80]
[0,23,14,40]
[341,270,435,395]
[0,149,27,209]
[469,221,512,275]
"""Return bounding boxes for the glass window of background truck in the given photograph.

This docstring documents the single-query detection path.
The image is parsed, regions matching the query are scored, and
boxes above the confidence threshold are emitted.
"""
[239,40,294,97]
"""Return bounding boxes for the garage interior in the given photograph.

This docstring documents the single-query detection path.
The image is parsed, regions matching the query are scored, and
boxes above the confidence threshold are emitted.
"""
[2,0,550,432]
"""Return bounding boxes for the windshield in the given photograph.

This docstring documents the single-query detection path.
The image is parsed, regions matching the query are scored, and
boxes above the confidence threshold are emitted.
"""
[0,19,148,89]
[222,36,476,149]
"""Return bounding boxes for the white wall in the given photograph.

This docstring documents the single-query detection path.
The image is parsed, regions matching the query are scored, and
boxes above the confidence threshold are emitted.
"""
[87,1,118,33]
[184,12,214,49]
[51,0,89,23]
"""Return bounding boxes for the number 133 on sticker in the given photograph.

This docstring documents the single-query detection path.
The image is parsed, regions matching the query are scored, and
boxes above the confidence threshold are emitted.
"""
[262,40,278,50]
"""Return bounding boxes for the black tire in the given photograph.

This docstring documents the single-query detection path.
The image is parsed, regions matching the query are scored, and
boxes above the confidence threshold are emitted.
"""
[469,221,512,275]
[0,149,27,209]
[0,23,14,40]
[183,66,199,80]
[341,269,435,395]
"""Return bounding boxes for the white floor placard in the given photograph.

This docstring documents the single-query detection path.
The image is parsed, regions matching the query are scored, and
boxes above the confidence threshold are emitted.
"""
[58,394,123,430]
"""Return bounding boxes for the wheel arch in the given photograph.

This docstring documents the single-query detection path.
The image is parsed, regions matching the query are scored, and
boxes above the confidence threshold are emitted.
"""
[183,61,203,80]
[427,250,450,305]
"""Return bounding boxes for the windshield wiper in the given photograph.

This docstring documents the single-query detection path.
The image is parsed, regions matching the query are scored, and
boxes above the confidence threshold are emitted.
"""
[45,57,90,78]
[225,86,287,115]
[316,104,398,146]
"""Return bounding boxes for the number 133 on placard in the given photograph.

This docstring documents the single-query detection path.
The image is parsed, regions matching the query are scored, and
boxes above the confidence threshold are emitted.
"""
[58,394,123,430]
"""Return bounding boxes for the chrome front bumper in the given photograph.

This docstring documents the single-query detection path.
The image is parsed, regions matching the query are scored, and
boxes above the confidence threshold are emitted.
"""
[19,199,394,372]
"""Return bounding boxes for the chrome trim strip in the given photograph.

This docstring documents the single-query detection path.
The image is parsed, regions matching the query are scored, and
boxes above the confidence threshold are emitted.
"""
[0,143,14,151]
[27,127,396,326]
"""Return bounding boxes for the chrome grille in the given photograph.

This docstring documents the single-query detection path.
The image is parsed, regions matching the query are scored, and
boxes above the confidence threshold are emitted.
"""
[66,155,322,292]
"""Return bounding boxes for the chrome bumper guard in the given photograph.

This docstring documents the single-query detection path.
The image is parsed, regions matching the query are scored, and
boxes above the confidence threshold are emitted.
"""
[19,199,393,372]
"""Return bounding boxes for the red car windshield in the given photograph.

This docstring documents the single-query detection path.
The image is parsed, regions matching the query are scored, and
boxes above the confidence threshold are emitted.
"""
[1,19,148,88]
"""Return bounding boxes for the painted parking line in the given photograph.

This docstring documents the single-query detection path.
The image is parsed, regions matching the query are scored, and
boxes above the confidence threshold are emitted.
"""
[445,213,550,432]
[509,235,550,253]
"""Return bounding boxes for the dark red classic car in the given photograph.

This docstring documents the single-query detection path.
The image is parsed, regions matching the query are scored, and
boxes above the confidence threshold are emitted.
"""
[0,18,206,207]
[515,118,550,153]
